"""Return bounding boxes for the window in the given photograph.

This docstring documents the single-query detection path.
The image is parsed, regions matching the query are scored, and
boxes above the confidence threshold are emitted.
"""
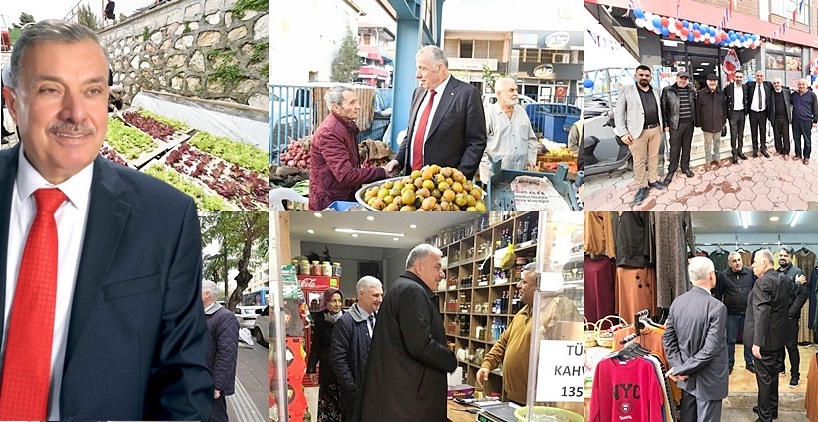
[474,40,490,58]
[460,40,473,58]
[444,39,459,57]
[553,52,570,63]
[489,40,504,60]
[770,0,809,25]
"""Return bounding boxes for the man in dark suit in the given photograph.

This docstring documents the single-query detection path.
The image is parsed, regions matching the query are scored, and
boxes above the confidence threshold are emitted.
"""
[386,45,487,180]
[663,257,729,422]
[356,244,457,421]
[744,249,790,422]
[0,20,212,420]
[724,71,748,163]
[745,70,773,158]
[769,78,793,159]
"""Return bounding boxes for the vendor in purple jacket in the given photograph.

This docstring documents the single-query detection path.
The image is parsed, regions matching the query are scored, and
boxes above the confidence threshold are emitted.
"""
[309,86,393,210]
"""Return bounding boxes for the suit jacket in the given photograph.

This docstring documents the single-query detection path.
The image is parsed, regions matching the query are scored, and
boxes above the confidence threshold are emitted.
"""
[724,82,748,115]
[745,80,774,115]
[768,89,793,123]
[662,287,729,401]
[356,271,456,422]
[0,145,213,420]
[613,83,664,139]
[395,76,487,179]
[744,269,790,352]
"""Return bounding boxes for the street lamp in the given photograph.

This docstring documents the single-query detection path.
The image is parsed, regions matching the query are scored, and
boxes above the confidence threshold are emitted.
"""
[203,251,229,304]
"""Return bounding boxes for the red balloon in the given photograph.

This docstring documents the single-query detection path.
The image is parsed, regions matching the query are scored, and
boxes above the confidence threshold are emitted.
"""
[681,27,689,36]
[669,32,677,39]
[704,38,710,44]
[661,17,669,27]
[693,29,701,38]
[676,21,683,30]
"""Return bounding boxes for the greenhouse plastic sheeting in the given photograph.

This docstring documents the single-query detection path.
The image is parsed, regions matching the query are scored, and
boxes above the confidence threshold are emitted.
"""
[132,90,269,152]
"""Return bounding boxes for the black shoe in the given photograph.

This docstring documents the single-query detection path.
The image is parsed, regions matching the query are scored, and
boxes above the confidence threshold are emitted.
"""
[648,180,667,190]
[683,169,695,178]
[747,365,756,374]
[664,173,673,184]
[753,406,778,420]
[739,153,748,160]
[634,187,648,205]
[753,152,759,158]
[762,151,770,158]
[729,367,734,374]
[790,377,800,388]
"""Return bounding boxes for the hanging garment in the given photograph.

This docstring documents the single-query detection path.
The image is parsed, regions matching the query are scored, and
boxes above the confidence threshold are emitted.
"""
[585,255,616,324]
[585,211,617,258]
[651,212,694,308]
[615,212,653,268]
[795,249,817,342]
[739,250,752,267]
[613,325,682,407]
[710,249,730,274]
[807,353,818,422]
[811,268,818,336]
[589,357,666,422]
[616,267,657,326]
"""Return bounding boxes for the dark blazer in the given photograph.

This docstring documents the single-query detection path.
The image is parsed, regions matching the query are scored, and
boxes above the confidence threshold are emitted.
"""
[663,286,729,401]
[768,88,793,122]
[0,145,213,420]
[724,82,747,115]
[330,303,373,420]
[356,271,456,422]
[395,76,487,179]
[745,80,774,115]
[744,269,790,352]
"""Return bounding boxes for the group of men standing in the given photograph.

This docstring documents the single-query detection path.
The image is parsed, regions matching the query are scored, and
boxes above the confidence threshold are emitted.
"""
[615,65,818,206]
[661,247,809,422]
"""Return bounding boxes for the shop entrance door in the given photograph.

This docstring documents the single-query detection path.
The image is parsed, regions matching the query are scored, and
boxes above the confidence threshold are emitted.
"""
[688,48,720,90]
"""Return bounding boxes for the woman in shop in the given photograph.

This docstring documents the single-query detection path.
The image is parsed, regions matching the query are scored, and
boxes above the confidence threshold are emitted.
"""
[307,287,345,421]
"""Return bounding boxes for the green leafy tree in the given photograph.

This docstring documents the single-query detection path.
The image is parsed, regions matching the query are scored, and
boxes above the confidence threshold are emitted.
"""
[17,12,35,28]
[200,212,269,311]
[78,4,99,31]
[482,64,497,93]
[331,27,360,83]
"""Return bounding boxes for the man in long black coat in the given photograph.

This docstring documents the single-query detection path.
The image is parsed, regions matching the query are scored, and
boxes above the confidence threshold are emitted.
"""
[356,244,457,421]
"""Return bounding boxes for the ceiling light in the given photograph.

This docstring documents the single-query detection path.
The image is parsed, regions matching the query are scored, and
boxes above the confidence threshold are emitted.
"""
[791,211,803,227]
[335,228,405,237]
[314,212,323,218]
[352,233,359,237]
[307,229,315,234]
[769,216,779,222]
[367,216,375,221]
[740,211,749,229]
[410,224,417,229]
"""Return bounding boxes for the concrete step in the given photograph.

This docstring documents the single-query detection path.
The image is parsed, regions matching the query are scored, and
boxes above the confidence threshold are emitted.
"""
[723,391,806,411]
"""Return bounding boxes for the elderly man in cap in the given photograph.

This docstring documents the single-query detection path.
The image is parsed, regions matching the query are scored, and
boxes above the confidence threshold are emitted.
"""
[661,70,697,183]
[696,74,727,170]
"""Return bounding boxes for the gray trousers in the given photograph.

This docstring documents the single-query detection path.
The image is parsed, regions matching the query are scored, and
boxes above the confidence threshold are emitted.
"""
[680,390,723,422]
[703,131,722,164]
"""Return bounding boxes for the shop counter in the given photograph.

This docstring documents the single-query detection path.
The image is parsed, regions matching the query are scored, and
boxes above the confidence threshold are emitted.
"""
[447,400,479,422]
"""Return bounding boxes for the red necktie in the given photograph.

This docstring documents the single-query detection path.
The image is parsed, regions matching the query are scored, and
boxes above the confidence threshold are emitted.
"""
[0,188,67,419]
[412,90,437,171]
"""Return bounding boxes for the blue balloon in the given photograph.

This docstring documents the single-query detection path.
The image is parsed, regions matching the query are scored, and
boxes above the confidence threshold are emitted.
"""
[688,33,695,41]
[583,79,595,89]
[693,23,701,30]
[634,8,644,19]
[682,20,690,28]
[661,27,670,36]
[730,33,737,41]
[751,34,758,41]
[728,30,735,35]
[653,18,662,28]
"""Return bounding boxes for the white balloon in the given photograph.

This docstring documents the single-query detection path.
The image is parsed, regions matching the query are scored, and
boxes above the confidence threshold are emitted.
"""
[645,11,654,22]
[635,17,646,27]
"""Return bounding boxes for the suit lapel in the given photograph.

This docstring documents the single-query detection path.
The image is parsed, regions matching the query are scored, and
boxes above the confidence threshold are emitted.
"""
[0,145,20,352]
[64,157,131,367]
[427,78,458,139]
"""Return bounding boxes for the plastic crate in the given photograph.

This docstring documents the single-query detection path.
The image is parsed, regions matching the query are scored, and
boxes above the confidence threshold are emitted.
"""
[486,161,580,211]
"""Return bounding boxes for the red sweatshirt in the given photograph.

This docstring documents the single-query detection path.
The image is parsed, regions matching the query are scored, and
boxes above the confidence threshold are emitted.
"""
[589,357,665,422]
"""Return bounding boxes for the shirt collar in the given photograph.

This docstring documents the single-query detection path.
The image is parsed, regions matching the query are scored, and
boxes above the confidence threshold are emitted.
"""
[430,75,451,97]
[16,144,94,212]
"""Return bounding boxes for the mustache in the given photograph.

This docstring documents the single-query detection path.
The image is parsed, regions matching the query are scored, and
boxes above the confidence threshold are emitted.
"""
[48,122,96,136]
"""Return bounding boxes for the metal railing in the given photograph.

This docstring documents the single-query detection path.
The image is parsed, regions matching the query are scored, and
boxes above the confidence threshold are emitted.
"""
[269,85,317,164]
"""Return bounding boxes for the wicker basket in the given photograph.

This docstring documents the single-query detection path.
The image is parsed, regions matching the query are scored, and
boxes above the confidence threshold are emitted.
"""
[583,319,598,348]
[595,315,627,348]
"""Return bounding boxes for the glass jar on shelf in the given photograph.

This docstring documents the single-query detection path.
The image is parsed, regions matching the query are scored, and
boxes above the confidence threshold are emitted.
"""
[310,261,320,275]
[299,260,310,275]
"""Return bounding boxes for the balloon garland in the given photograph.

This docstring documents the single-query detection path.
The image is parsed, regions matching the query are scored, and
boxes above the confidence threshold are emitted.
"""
[631,8,763,49]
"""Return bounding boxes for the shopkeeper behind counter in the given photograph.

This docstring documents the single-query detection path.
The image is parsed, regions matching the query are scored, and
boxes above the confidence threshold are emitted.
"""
[476,263,581,404]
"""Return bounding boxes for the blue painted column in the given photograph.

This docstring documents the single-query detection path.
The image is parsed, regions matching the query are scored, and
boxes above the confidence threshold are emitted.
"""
[389,16,421,150]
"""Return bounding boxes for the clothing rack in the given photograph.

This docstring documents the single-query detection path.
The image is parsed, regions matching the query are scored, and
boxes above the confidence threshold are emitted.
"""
[620,310,650,344]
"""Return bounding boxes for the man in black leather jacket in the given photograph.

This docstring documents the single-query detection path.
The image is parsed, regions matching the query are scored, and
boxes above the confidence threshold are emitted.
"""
[661,71,697,183]
[776,246,808,388]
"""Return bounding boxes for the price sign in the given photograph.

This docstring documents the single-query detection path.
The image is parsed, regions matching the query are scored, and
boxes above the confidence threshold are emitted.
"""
[536,340,585,402]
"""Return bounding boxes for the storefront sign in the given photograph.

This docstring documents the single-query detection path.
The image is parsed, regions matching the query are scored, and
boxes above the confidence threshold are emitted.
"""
[536,340,585,402]
[512,30,583,50]
[533,64,554,78]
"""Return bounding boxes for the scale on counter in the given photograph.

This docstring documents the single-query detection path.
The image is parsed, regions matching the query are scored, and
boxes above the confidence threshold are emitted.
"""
[476,403,519,422]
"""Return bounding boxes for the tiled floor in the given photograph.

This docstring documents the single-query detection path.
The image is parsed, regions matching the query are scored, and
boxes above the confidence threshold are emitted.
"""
[582,150,818,211]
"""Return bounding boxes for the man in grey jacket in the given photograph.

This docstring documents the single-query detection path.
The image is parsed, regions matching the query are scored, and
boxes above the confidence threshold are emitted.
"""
[663,257,729,422]
[661,71,697,183]
[614,65,666,205]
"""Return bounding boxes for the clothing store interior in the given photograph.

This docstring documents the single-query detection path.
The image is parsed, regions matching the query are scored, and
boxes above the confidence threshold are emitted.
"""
[269,211,584,422]
[584,211,817,420]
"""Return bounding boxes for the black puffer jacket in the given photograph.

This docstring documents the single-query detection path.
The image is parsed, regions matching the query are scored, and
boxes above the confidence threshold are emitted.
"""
[330,303,374,419]
[206,305,239,396]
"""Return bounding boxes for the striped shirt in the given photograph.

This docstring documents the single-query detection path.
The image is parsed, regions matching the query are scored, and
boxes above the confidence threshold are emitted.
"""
[678,88,693,122]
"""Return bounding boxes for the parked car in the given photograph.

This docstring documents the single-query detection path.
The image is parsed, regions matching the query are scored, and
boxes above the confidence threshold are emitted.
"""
[234,305,265,330]
[252,306,271,348]
[524,103,581,143]
[582,110,665,176]
[483,93,537,106]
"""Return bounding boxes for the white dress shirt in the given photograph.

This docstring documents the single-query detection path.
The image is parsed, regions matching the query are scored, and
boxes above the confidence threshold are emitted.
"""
[410,75,451,166]
[751,82,766,112]
[479,103,538,182]
[5,146,93,420]
[733,84,744,111]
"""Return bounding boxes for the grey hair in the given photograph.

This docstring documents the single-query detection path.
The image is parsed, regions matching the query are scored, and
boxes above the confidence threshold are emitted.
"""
[323,86,355,111]
[406,244,443,269]
[202,280,219,297]
[417,45,448,68]
[688,256,715,283]
[494,77,517,93]
[772,77,783,84]
[756,249,774,265]
[9,19,107,89]
[522,262,540,282]
[356,276,383,293]
[728,251,742,261]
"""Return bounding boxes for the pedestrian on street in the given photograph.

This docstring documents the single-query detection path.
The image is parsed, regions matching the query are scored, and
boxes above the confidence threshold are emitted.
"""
[613,65,666,205]
[202,281,239,422]
[790,78,818,165]
[696,74,727,170]
[661,71,697,183]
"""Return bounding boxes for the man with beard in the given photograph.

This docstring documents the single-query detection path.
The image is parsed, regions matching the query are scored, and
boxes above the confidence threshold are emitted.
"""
[696,74,727,170]
[790,78,818,165]
[613,65,666,205]
[776,246,808,388]
[479,77,538,183]
[713,251,757,374]
[724,71,748,163]
[661,71,697,183]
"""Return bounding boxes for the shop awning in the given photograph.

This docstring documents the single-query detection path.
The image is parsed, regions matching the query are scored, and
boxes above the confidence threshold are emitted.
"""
[585,0,818,48]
